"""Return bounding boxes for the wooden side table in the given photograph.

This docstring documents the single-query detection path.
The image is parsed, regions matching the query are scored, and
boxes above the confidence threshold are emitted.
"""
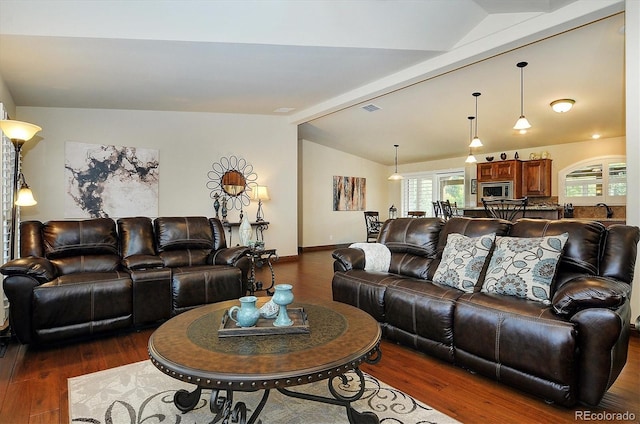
[247,248,278,295]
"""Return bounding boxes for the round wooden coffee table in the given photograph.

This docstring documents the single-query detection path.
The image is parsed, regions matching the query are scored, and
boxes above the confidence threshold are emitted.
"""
[148,298,382,424]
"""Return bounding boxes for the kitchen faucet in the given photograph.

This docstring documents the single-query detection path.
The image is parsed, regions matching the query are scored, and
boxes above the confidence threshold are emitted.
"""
[596,203,613,219]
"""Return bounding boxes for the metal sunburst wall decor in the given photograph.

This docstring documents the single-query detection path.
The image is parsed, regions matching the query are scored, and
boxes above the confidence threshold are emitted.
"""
[207,156,258,213]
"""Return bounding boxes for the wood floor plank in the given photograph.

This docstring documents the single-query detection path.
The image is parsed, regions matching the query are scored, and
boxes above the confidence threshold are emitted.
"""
[0,250,637,424]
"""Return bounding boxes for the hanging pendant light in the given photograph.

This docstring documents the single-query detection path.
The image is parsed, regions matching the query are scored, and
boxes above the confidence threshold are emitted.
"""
[465,116,477,163]
[469,92,483,147]
[388,144,404,180]
[15,173,37,206]
[513,61,532,132]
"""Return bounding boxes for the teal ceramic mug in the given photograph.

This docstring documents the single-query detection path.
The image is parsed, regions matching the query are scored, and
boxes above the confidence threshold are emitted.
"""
[228,296,260,327]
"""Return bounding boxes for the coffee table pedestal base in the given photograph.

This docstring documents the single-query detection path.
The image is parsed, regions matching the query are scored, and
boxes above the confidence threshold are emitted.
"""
[173,367,379,424]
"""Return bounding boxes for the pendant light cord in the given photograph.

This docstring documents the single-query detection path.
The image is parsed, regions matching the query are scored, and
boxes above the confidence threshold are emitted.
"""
[473,92,480,137]
[394,144,399,172]
[517,62,528,116]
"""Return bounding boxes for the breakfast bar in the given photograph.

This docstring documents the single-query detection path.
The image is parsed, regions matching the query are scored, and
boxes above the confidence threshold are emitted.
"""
[461,205,562,220]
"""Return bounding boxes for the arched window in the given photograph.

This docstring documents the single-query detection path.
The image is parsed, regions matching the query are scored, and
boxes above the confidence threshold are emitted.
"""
[559,155,626,206]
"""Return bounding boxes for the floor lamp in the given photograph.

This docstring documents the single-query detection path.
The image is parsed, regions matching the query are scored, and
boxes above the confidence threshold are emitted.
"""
[0,119,42,260]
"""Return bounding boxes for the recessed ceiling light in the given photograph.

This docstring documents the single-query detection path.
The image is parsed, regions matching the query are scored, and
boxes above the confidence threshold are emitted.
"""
[592,134,601,139]
[550,99,575,113]
[273,107,295,113]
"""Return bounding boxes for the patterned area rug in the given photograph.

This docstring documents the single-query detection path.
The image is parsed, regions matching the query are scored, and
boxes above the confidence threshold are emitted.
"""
[68,360,460,424]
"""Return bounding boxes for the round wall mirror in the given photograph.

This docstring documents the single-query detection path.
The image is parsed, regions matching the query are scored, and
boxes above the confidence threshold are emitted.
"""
[207,155,258,211]
[221,170,247,196]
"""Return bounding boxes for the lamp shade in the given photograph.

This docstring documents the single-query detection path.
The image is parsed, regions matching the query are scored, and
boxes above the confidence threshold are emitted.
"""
[469,137,483,148]
[252,185,270,201]
[0,119,42,141]
[16,187,37,206]
[513,116,531,130]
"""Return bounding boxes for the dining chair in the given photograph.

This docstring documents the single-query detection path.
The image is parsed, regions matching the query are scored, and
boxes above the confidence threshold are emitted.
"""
[363,211,383,242]
[432,202,442,218]
[439,200,455,220]
[481,197,529,221]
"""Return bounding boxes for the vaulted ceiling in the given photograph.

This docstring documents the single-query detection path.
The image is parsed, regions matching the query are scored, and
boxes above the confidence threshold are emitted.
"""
[0,0,626,165]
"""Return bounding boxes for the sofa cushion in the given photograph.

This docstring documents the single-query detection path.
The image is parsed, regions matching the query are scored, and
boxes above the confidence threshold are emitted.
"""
[171,265,243,313]
[160,249,210,267]
[155,216,213,251]
[33,272,132,330]
[481,233,568,304]
[433,232,495,293]
[43,218,118,259]
[332,270,406,322]
[118,217,157,257]
[510,219,604,288]
[384,279,464,362]
[454,292,577,405]
[51,254,121,275]
[378,218,443,279]
[349,243,391,272]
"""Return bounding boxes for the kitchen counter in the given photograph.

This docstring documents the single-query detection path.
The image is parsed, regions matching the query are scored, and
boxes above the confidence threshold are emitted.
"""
[561,218,626,227]
[462,206,561,220]
[462,206,561,211]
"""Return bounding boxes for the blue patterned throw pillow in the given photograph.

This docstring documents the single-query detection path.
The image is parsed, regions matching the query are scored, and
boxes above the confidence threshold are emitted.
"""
[433,233,496,293]
[481,233,569,304]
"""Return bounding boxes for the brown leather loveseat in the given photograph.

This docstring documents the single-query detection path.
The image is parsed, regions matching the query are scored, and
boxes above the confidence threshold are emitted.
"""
[332,217,639,407]
[1,216,250,345]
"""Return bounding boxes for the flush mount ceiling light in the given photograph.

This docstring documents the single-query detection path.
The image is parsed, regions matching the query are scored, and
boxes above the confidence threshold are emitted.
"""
[550,99,575,113]
[513,61,531,132]
[465,116,477,164]
[469,92,483,148]
[388,144,404,180]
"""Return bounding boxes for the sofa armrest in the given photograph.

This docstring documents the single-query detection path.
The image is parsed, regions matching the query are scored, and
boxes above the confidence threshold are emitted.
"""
[0,257,57,282]
[332,248,365,272]
[122,254,165,270]
[570,302,630,406]
[210,246,250,266]
[2,274,43,344]
[552,276,629,318]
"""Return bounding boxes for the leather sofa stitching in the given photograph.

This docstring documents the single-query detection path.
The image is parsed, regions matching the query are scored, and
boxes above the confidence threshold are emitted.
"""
[412,300,417,334]
[495,313,503,379]
[457,297,571,328]
[90,283,95,334]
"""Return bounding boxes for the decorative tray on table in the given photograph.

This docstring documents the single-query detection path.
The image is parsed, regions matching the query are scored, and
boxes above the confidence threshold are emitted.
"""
[218,307,310,337]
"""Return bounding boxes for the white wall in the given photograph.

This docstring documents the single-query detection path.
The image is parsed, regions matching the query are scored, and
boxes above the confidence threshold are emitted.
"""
[300,139,389,247]
[14,107,299,257]
[0,75,16,117]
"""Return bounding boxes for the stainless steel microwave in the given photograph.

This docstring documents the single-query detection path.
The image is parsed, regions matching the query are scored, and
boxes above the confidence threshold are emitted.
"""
[479,181,513,199]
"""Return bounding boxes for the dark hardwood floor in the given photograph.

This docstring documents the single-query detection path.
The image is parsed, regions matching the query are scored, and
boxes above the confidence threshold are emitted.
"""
[1,249,638,423]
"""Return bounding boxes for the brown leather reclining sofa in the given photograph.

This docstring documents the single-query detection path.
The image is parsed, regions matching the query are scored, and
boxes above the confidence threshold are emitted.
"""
[0,216,250,345]
[332,217,639,407]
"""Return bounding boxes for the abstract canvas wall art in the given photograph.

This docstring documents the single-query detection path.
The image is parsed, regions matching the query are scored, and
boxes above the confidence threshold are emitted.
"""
[333,176,366,211]
[65,142,159,218]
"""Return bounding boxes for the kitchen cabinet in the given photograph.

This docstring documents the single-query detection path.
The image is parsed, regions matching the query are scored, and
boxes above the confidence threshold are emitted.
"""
[522,159,552,197]
[477,160,521,182]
